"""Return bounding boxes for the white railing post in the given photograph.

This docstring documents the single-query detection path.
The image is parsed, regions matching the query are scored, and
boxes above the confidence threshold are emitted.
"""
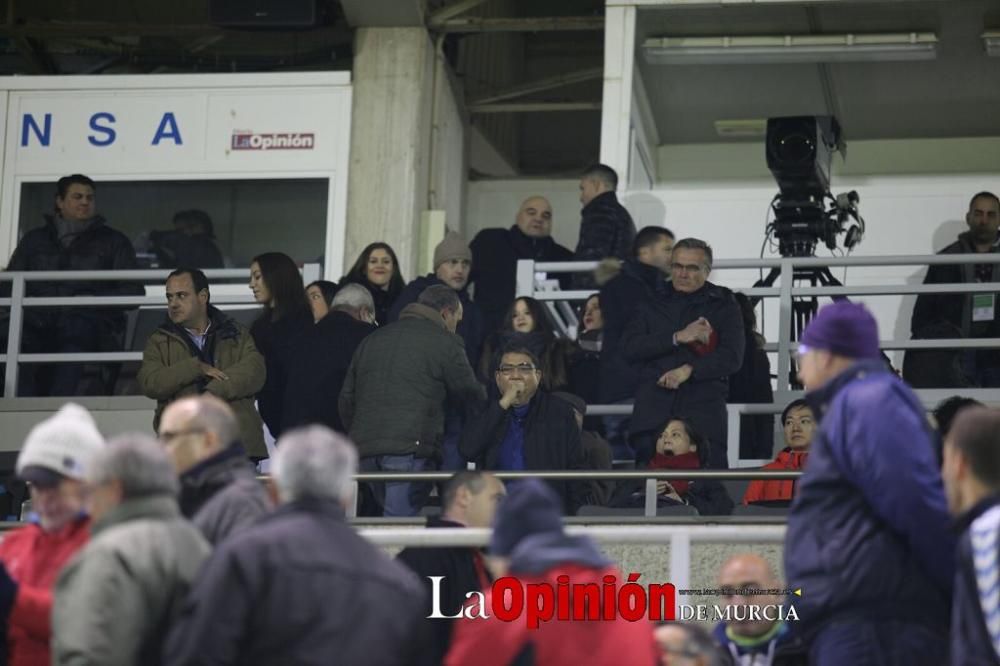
[644,478,658,517]
[516,259,536,298]
[4,276,25,398]
[669,532,691,607]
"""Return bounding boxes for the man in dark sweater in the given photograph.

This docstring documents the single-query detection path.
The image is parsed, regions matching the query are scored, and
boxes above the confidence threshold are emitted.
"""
[470,196,573,334]
[396,471,506,666]
[573,164,636,289]
[941,406,1000,666]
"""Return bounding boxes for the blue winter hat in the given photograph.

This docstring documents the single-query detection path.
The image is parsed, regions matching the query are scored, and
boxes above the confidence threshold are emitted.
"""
[800,301,880,360]
[489,478,564,557]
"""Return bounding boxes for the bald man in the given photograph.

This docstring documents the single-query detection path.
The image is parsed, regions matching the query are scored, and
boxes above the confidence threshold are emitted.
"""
[711,554,807,666]
[470,196,573,333]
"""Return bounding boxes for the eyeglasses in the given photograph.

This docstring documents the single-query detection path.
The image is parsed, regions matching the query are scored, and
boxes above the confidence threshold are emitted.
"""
[670,263,704,274]
[498,363,538,376]
[158,428,206,443]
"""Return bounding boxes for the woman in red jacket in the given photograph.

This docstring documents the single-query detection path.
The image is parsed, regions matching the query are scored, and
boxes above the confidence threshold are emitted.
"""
[0,404,104,666]
[742,399,813,505]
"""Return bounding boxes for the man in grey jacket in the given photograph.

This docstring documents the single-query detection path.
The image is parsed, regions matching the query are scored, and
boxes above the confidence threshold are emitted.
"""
[340,285,486,516]
[159,395,272,545]
[52,433,210,666]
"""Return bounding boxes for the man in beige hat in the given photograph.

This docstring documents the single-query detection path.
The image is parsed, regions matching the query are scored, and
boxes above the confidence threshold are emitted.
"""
[0,403,105,665]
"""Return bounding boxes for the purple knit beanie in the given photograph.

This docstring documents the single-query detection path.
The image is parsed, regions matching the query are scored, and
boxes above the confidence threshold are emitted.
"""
[800,301,880,360]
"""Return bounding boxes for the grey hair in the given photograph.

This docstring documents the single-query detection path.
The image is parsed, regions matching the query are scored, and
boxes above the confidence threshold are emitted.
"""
[89,433,179,498]
[658,622,727,666]
[672,237,714,270]
[186,395,239,447]
[418,284,460,314]
[272,425,358,504]
[331,283,375,314]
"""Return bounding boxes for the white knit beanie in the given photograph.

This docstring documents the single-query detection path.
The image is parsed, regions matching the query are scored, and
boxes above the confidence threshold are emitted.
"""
[16,403,106,482]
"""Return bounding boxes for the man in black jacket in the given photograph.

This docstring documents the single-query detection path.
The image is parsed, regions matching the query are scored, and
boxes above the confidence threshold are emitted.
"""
[623,238,745,467]
[907,191,1000,387]
[941,406,1000,666]
[396,471,506,666]
[282,284,376,434]
[164,425,428,666]
[599,225,674,455]
[469,196,573,334]
[459,348,585,513]
[573,164,636,289]
[6,174,141,396]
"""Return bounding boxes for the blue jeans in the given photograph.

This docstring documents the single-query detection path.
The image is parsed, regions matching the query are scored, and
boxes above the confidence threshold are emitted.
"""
[810,619,947,666]
[360,454,434,517]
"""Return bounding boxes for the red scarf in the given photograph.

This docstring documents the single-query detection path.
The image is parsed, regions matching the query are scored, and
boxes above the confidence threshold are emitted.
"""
[648,451,701,495]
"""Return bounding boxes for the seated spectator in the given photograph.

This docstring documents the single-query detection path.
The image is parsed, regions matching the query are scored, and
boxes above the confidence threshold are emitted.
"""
[728,292,774,460]
[553,391,613,506]
[908,191,1000,387]
[446,479,658,666]
[397,471,506,666]
[711,554,807,666]
[459,348,585,513]
[478,296,574,392]
[164,426,427,665]
[249,252,314,438]
[305,279,339,322]
[389,232,484,366]
[150,209,225,269]
[469,195,573,334]
[572,163,637,289]
[340,285,485,517]
[139,268,267,459]
[158,395,272,545]
[52,434,210,665]
[654,622,727,666]
[568,294,604,432]
[5,173,142,397]
[931,395,983,465]
[609,418,733,515]
[0,404,104,666]
[742,399,813,506]
[341,242,405,326]
[283,284,377,434]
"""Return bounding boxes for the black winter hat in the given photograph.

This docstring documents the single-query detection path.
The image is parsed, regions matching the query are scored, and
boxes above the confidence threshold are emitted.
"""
[489,478,564,556]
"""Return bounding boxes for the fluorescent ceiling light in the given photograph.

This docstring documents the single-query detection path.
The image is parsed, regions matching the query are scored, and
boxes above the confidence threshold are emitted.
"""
[984,31,1000,57]
[642,33,938,65]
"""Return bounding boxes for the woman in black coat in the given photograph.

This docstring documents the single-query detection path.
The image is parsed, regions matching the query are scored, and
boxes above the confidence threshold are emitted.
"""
[340,242,405,326]
[249,252,313,440]
[568,294,604,433]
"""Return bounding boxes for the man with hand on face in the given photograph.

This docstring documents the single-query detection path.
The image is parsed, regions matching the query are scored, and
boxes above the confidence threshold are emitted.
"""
[460,348,585,513]
[470,196,573,334]
[622,238,745,467]
[138,268,267,460]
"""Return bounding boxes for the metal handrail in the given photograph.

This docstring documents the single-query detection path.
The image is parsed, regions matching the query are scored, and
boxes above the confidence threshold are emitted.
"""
[349,470,800,481]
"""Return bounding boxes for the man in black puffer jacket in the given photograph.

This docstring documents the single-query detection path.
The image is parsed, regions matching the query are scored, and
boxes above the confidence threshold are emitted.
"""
[572,164,636,289]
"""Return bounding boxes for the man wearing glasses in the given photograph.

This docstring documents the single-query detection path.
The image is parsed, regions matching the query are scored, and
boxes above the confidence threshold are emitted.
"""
[623,238,745,467]
[460,348,585,513]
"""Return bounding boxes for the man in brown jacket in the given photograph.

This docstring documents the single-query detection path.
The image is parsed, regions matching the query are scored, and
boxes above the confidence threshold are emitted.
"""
[138,268,267,458]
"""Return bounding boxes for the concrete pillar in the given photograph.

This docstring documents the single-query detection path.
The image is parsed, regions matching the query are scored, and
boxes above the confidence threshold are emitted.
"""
[345,28,434,278]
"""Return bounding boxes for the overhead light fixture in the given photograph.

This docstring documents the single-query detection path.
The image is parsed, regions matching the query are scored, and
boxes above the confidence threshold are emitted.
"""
[714,119,767,139]
[984,31,1000,57]
[642,32,938,65]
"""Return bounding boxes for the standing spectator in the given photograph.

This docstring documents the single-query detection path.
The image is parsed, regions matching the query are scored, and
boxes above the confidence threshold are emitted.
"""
[445,479,659,666]
[282,284,376,434]
[552,391,613,507]
[52,434,210,666]
[786,302,953,666]
[599,226,674,455]
[0,404,104,666]
[305,279,338,322]
[460,348,585,513]
[623,238,745,468]
[396,471,507,666]
[478,296,574,392]
[340,285,485,517]
[940,407,1000,666]
[572,164,637,289]
[711,554,807,666]
[164,426,427,666]
[908,191,1000,387]
[340,242,405,325]
[158,395,272,545]
[568,294,605,433]
[389,232,485,366]
[5,174,141,397]
[742,399,813,506]
[138,268,267,459]
[469,196,573,333]
[728,292,775,460]
[149,209,225,270]
[249,252,313,439]
[931,395,983,465]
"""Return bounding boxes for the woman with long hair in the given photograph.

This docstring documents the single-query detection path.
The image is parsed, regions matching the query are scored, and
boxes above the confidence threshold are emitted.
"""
[478,296,574,392]
[248,252,313,440]
[568,294,604,431]
[340,242,405,325]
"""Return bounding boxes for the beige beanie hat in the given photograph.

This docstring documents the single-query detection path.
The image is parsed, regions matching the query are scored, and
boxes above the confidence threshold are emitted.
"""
[433,232,472,269]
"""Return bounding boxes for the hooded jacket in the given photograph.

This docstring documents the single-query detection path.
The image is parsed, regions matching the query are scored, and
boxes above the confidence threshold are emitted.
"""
[138,306,267,458]
[340,303,486,459]
[712,620,808,666]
